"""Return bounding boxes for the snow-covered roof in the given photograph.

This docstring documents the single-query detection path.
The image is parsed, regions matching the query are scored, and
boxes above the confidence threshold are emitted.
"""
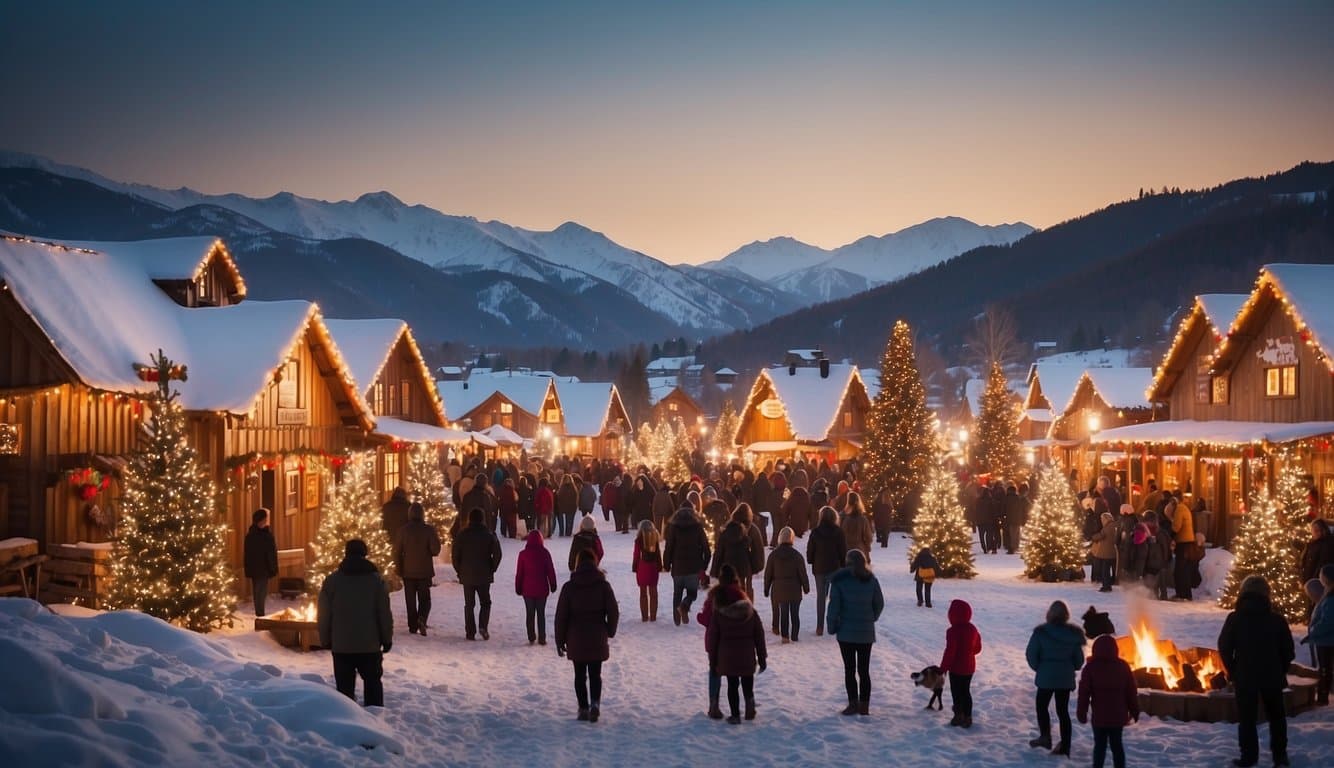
[1260,264,1334,366]
[1033,348,1135,368]
[1021,409,1051,423]
[1076,368,1153,411]
[964,378,984,416]
[61,236,246,297]
[714,367,737,376]
[760,363,864,442]
[860,369,881,400]
[441,372,556,419]
[645,355,694,372]
[558,381,621,436]
[437,365,463,375]
[1027,364,1087,414]
[323,319,407,395]
[373,416,476,445]
[685,364,705,372]
[1196,294,1248,334]
[786,348,823,361]
[1091,420,1334,447]
[648,375,679,406]
[478,423,525,446]
[0,236,365,417]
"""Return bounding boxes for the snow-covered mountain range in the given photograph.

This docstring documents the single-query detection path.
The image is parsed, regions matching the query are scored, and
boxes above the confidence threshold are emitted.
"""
[0,150,1034,331]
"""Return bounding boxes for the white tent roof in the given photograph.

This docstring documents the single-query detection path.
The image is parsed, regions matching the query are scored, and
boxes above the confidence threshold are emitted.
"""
[323,318,407,395]
[1090,420,1334,446]
[763,364,861,442]
[478,423,525,446]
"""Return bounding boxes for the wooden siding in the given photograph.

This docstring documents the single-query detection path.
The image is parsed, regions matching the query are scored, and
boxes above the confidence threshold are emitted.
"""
[651,388,702,429]
[366,334,445,426]
[462,392,540,438]
[736,376,794,446]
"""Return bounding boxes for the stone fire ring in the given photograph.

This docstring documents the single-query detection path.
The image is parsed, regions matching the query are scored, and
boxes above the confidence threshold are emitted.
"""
[253,616,321,651]
[1137,665,1320,723]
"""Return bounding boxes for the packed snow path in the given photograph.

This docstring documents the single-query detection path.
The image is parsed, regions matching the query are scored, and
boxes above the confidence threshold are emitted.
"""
[3,525,1333,767]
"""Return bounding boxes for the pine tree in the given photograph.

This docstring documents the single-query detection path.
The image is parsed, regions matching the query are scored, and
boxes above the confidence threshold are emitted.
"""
[1219,467,1307,623]
[711,400,741,462]
[1020,465,1085,580]
[862,320,936,527]
[636,422,655,463]
[974,361,1021,480]
[1268,457,1313,564]
[109,350,235,632]
[307,451,398,597]
[406,442,456,547]
[908,459,976,578]
[663,417,693,483]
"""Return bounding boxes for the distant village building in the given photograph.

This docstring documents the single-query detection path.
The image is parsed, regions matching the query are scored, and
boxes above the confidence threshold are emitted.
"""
[735,361,870,464]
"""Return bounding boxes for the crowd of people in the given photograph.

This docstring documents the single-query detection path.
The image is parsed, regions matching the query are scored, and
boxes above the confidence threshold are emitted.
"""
[280,451,1329,768]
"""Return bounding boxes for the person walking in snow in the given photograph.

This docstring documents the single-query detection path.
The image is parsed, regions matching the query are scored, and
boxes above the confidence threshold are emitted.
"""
[840,492,874,562]
[568,514,605,571]
[938,599,982,728]
[556,475,580,538]
[1218,575,1295,767]
[826,548,884,716]
[535,476,555,539]
[712,504,758,595]
[705,563,768,724]
[1077,634,1140,768]
[1026,600,1087,756]
[318,539,393,707]
[514,530,558,645]
[555,548,619,723]
[451,507,502,641]
[665,503,712,626]
[633,519,664,622]
[807,506,848,636]
[909,546,939,608]
[764,526,810,643]
[244,507,278,618]
[394,502,441,636]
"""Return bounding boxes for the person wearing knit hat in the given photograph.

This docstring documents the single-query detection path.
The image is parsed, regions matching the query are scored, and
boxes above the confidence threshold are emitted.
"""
[1219,575,1295,767]
[318,538,393,706]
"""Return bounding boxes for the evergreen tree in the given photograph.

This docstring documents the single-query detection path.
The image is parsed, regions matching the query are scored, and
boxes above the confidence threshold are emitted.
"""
[307,451,397,597]
[635,422,656,464]
[1020,465,1085,580]
[664,417,694,483]
[406,442,456,547]
[109,350,234,632]
[974,361,1021,480]
[908,459,976,578]
[711,400,741,462]
[862,320,936,527]
[1219,464,1308,623]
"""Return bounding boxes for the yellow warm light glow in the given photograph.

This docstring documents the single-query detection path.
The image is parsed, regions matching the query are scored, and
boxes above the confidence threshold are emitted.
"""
[1127,620,1222,689]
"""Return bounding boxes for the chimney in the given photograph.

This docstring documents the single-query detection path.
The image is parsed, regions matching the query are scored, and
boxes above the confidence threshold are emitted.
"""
[819,359,830,379]
[789,364,797,376]
[463,381,469,390]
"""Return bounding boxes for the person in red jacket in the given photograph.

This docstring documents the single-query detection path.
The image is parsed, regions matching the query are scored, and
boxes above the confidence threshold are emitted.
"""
[939,599,983,728]
[1077,634,1140,768]
[535,477,555,539]
[514,530,558,645]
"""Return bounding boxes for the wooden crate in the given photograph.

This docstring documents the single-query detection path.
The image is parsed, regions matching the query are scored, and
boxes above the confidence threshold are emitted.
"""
[41,543,113,608]
[0,538,38,567]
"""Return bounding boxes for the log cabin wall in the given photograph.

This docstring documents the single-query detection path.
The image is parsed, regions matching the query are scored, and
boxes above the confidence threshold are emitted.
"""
[463,392,539,437]
[651,388,702,428]
[368,336,444,425]
[736,376,795,446]
[826,379,869,442]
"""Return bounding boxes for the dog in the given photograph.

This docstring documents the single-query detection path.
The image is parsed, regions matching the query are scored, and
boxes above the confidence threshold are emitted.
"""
[1082,606,1116,639]
[910,665,945,710]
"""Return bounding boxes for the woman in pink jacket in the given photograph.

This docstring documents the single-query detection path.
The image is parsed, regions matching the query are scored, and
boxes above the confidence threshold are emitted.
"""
[514,530,558,645]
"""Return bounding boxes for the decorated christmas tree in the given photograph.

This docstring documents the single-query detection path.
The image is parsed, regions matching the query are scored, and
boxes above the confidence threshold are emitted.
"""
[635,422,656,467]
[1267,456,1314,563]
[1218,472,1307,623]
[1020,465,1085,580]
[109,350,235,632]
[406,442,456,546]
[711,400,741,463]
[307,451,398,596]
[663,417,694,483]
[862,320,936,527]
[907,458,976,578]
[974,361,1021,480]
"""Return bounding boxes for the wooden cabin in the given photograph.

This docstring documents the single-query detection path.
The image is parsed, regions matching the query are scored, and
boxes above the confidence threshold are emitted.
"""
[1046,368,1156,493]
[558,382,632,460]
[439,373,564,439]
[1094,273,1334,544]
[649,385,702,430]
[73,237,247,308]
[735,361,870,465]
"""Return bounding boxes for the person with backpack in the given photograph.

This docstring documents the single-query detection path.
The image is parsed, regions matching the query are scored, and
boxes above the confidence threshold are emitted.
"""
[910,546,939,608]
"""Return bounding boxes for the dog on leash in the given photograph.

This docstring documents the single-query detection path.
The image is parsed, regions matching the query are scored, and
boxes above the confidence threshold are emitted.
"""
[910,665,945,710]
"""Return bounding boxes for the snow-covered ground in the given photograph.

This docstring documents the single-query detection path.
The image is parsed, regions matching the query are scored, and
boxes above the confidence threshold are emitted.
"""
[3,524,1332,767]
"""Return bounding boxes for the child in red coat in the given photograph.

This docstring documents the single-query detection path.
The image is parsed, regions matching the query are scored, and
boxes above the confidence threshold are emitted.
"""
[939,599,982,727]
[1077,634,1139,768]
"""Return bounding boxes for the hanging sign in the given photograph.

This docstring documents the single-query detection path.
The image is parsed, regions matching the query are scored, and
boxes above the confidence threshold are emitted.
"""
[759,398,784,419]
[1255,336,1298,366]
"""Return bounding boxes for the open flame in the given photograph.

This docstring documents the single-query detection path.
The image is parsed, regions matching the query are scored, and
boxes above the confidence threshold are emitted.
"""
[1122,620,1223,691]
[267,602,318,622]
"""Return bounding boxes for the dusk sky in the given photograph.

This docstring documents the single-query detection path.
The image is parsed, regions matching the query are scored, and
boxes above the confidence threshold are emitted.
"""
[3,1,1332,264]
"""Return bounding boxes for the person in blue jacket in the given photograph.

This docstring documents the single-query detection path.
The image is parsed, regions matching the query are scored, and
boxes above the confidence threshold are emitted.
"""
[1026,600,1087,756]
[826,548,884,716]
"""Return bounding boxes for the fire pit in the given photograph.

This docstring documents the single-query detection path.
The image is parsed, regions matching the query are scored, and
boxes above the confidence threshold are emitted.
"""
[1116,621,1318,722]
[253,603,321,651]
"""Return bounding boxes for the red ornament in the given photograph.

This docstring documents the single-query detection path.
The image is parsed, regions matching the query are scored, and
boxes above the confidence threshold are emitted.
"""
[79,485,99,501]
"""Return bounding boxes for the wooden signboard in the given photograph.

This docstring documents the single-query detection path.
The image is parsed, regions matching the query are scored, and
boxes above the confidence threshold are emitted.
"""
[276,408,308,425]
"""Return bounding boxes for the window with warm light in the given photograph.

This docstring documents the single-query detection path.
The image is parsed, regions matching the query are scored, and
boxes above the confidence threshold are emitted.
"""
[843,410,853,428]
[388,384,398,416]
[544,408,561,423]
[1265,366,1296,398]
[500,402,513,414]
[383,452,400,493]
[400,380,411,416]
[668,402,678,412]
[373,381,385,415]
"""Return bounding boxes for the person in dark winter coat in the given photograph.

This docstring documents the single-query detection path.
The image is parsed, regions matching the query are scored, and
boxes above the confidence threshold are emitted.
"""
[463,475,498,535]
[841,492,873,560]
[628,476,654,531]
[751,472,774,522]
[381,487,412,538]
[244,508,278,617]
[827,549,885,715]
[318,539,393,707]
[555,548,620,722]
[807,506,848,636]
[1122,521,1150,584]
[451,507,503,640]
[698,565,746,718]
[910,546,940,608]
[394,502,442,635]
[664,506,712,625]
[497,478,520,539]
[764,527,810,642]
[578,478,598,521]
[1143,511,1172,600]
[712,506,757,587]
[706,565,768,724]
[652,484,676,534]
[1305,564,1334,706]
[568,514,605,571]
[632,519,664,622]
[1005,483,1030,554]
[1077,634,1139,768]
[518,475,537,534]
[939,599,982,727]
[871,489,893,548]
[1091,512,1118,592]
[556,476,580,538]
[780,485,814,542]
[1301,520,1334,584]
[1218,576,1296,767]
[702,487,731,539]
[1025,600,1088,755]
[514,530,558,645]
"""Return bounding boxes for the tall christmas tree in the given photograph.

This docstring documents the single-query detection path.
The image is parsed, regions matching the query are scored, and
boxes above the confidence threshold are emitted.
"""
[663,417,694,483]
[974,361,1021,480]
[908,459,976,578]
[109,350,235,632]
[635,422,656,465]
[711,400,741,462]
[307,451,398,596]
[1020,465,1085,580]
[406,442,457,546]
[862,320,936,526]
[1219,471,1307,623]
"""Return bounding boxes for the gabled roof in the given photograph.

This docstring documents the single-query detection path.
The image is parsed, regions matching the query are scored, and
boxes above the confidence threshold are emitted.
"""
[1071,368,1153,412]
[714,367,737,376]
[1209,264,1334,378]
[647,375,678,406]
[325,318,446,427]
[558,381,626,437]
[64,236,246,299]
[1026,364,1086,416]
[752,364,865,442]
[438,373,556,421]
[645,355,694,372]
[0,235,368,423]
[1148,293,1248,400]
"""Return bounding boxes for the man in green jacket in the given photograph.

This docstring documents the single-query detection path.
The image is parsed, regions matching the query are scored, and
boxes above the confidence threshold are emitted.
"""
[319,539,393,707]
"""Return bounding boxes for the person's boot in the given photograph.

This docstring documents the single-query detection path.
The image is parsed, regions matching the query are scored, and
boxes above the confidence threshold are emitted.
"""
[588,702,600,723]
[726,713,741,725]
[577,708,589,721]
[745,697,757,720]
[857,700,869,716]
[640,592,649,622]
[841,700,859,716]
[673,605,681,626]
[708,697,724,720]
[1028,734,1051,749]
[1051,742,1070,757]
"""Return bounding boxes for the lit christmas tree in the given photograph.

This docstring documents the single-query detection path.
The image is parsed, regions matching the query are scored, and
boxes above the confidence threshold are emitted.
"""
[1219,470,1307,623]
[862,320,936,527]
[307,451,398,596]
[974,361,1021,480]
[635,422,656,466]
[908,458,976,578]
[1020,465,1085,580]
[711,400,741,463]
[663,416,694,483]
[1267,455,1314,564]
[406,442,456,546]
[109,350,235,632]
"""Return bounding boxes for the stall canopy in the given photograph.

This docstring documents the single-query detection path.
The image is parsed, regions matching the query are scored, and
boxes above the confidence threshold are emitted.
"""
[478,423,525,446]
[1090,420,1334,446]
[745,440,799,453]
[374,416,493,446]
